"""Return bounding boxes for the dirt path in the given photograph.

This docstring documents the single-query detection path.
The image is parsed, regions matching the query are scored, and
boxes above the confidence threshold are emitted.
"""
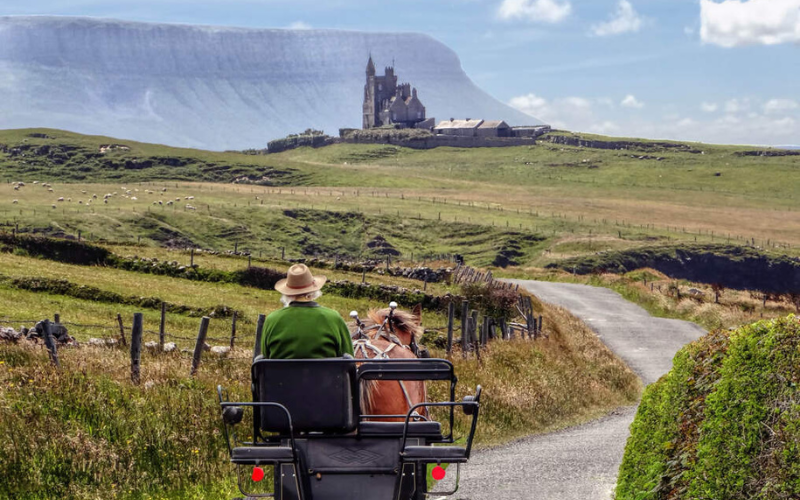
[454,280,706,500]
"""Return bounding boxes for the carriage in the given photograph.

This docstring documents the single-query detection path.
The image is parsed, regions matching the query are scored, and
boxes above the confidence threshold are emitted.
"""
[216,305,482,500]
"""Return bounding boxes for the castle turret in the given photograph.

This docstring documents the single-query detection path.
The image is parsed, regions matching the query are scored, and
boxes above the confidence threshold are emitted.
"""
[366,55,375,77]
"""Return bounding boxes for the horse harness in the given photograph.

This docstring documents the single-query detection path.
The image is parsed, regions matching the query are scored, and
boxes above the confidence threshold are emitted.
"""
[352,325,428,419]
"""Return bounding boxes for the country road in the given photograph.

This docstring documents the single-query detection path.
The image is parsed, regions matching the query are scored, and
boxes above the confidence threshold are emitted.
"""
[454,280,706,500]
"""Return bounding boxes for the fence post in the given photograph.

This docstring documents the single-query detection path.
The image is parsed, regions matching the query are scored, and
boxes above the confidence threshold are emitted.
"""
[191,317,210,376]
[253,314,266,361]
[117,313,128,347]
[42,319,60,368]
[159,302,166,349]
[538,315,544,336]
[460,300,469,357]
[470,310,479,345]
[229,311,238,349]
[446,301,455,356]
[130,313,143,385]
[190,248,195,267]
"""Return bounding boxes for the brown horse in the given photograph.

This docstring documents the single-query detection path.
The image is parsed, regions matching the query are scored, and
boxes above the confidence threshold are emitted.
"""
[351,305,428,422]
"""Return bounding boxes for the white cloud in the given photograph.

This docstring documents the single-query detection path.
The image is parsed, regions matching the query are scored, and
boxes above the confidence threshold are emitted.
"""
[508,93,596,130]
[701,102,719,112]
[724,98,750,113]
[621,94,644,109]
[498,0,572,24]
[287,21,312,30]
[591,0,643,36]
[589,121,620,134]
[764,98,799,113]
[700,0,800,48]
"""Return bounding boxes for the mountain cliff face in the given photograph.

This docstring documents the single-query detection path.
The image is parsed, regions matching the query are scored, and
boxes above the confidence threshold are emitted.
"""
[0,16,540,150]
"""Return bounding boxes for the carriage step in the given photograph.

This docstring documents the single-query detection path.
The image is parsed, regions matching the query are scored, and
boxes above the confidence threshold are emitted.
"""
[231,446,294,464]
[360,421,442,438]
[401,446,468,463]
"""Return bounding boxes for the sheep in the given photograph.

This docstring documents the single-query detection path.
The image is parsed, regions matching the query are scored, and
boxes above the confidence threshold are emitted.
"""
[13,186,19,191]
[67,198,72,202]
[185,204,196,210]
[12,200,18,204]
[187,196,195,200]
[51,204,56,209]
[57,197,64,202]
[48,188,54,192]
[131,196,138,201]
[104,199,108,204]
[81,190,87,195]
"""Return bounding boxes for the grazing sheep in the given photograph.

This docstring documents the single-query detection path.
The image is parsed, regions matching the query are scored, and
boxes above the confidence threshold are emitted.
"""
[51,204,56,209]
[13,186,19,191]
[166,200,174,206]
[33,181,39,184]
[104,199,108,204]
[12,200,18,204]
[93,194,98,199]
[57,197,64,202]
[131,196,137,200]
[187,196,194,200]
[158,201,163,205]
[185,204,196,210]
[48,188,54,192]
[79,201,83,204]
[81,190,87,194]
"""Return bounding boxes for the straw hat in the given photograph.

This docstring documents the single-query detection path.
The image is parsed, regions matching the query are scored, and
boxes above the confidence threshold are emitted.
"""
[274,264,327,295]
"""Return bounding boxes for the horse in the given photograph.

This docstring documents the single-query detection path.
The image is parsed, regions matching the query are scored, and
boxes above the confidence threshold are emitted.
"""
[350,304,428,422]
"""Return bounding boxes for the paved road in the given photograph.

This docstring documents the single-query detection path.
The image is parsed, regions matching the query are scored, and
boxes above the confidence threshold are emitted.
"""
[452,280,705,500]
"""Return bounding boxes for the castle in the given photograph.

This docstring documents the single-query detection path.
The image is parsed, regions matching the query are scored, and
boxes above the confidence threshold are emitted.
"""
[362,56,432,129]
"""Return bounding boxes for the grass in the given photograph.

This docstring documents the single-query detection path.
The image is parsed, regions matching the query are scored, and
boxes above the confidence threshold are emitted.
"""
[2,128,799,270]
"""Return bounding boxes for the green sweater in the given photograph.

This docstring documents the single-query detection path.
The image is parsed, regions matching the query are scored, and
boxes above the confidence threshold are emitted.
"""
[261,302,354,359]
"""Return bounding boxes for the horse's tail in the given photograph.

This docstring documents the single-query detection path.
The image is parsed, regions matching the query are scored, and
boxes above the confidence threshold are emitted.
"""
[360,379,378,416]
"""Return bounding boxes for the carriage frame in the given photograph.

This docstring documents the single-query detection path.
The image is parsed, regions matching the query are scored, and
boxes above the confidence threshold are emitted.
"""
[217,356,481,500]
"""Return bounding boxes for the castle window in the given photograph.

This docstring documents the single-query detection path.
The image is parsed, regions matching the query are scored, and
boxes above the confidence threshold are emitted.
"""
[378,84,383,91]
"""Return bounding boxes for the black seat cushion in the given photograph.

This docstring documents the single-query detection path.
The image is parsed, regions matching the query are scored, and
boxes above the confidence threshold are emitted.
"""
[231,446,294,465]
[402,446,468,463]
[359,421,442,438]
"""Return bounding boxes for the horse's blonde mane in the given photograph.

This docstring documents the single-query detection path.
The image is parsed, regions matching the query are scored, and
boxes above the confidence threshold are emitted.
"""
[365,308,423,343]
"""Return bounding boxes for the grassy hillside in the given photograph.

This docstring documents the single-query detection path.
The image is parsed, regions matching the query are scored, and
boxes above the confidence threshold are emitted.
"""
[2,128,799,269]
[615,316,800,500]
[0,244,640,499]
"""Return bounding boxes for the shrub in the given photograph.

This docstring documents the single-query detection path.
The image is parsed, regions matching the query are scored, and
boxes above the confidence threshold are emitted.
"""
[616,316,800,500]
[460,282,520,321]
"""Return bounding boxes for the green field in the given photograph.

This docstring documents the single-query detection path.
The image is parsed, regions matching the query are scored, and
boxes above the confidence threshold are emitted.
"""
[2,128,799,269]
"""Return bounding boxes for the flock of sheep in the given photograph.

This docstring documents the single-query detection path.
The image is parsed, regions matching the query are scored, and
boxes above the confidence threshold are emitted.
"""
[9,182,199,210]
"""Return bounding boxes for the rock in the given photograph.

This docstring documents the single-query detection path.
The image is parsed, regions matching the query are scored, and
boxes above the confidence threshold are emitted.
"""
[0,327,21,342]
[163,342,177,353]
[104,338,118,347]
[88,338,106,347]
[144,341,159,351]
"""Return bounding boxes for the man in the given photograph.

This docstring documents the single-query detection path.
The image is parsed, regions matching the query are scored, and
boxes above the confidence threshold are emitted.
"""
[261,264,354,359]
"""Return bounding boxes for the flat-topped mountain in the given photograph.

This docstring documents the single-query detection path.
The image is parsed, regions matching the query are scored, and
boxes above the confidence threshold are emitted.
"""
[0,16,539,150]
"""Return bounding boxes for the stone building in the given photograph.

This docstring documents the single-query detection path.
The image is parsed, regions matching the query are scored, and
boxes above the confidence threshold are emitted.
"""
[434,119,512,137]
[363,56,427,129]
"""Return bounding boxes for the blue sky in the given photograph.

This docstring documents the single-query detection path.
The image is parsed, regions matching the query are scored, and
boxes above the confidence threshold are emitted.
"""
[3,0,800,145]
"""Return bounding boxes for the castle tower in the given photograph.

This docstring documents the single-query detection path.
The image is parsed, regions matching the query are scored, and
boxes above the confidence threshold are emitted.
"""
[363,56,426,129]
[363,56,377,128]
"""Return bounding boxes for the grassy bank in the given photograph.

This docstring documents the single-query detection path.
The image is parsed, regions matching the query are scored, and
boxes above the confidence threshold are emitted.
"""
[615,315,800,500]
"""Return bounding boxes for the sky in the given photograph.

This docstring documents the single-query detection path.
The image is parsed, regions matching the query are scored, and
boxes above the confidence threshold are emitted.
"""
[2,0,800,146]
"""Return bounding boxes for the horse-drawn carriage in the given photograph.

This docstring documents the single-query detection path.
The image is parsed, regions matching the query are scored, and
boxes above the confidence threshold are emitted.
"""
[217,303,482,500]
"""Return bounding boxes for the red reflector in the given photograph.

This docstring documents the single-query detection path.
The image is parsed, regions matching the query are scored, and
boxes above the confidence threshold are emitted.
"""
[432,465,446,481]
[252,467,265,482]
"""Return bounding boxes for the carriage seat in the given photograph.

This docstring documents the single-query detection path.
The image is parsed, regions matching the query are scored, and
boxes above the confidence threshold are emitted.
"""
[359,421,442,438]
